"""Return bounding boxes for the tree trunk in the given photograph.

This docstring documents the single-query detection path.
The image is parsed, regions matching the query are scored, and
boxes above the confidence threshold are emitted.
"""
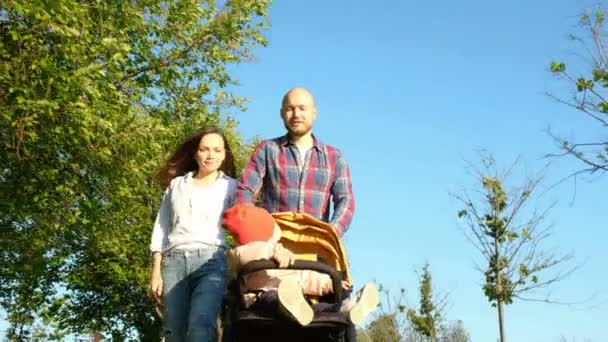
[497,298,506,342]
[494,235,506,342]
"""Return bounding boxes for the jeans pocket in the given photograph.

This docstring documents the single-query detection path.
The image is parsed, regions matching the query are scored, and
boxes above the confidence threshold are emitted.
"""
[161,250,178,269]
[213,249,228,274]
[160,251,168,267]
[201,249,228,278]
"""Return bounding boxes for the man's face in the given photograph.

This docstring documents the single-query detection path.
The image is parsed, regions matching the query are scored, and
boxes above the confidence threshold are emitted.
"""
[280,90,317,137]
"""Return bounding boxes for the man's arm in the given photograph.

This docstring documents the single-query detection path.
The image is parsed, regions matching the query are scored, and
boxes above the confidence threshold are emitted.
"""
[236,141,267,205]
[329,151,355,235]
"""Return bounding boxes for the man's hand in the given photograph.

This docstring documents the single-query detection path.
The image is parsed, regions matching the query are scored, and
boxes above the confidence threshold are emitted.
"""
[341,280,353,290]
[272,243,295,268]
[330,223,342,236]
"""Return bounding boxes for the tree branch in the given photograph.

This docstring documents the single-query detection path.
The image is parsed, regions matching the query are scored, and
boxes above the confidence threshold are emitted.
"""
[546,92,608,127]
[122,2,230,82]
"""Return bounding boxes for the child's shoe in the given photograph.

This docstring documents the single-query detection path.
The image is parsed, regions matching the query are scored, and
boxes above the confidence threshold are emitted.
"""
[277,278,314,325]
[342,283,380,326]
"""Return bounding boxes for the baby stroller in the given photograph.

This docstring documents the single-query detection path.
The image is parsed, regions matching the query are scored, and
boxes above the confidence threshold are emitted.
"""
[221,212,356,342]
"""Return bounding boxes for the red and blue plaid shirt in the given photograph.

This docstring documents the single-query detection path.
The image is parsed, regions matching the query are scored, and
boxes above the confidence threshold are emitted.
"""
[236,134,355,235]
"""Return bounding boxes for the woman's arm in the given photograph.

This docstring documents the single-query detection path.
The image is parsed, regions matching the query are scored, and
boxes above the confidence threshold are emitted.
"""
[148,185,172,300]
[149,251,163,300]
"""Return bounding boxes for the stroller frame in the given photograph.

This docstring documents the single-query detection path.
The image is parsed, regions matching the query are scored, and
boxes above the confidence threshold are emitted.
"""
[221,259,355,342]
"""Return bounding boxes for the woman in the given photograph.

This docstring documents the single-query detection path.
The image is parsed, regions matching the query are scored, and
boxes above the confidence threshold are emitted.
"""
[149,126,237,341]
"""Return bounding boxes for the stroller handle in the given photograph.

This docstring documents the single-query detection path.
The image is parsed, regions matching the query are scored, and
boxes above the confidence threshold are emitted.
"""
[237,259,344,303]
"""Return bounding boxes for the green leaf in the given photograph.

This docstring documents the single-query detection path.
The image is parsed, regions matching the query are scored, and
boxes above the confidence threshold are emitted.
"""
[576,77,594,91]
[0,0,271,338]
[550,61,566,73]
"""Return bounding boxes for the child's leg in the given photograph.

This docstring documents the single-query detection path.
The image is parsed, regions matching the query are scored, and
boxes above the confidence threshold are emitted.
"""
[311,301,342,313]
[248,290,280,316]
[341,283,380,326]
[277,278,314,325]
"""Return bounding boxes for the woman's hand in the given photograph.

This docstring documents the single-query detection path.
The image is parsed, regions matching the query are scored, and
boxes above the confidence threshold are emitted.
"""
[149,271,163,302]
[149,252,163,302]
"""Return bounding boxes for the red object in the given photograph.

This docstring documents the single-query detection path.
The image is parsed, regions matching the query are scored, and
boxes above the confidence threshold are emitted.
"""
[222,204,275,245]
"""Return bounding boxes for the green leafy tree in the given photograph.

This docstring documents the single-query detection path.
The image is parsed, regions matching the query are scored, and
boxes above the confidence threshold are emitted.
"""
[438,320,471,342]
[0,0,270,339]
[362,284,408,342]
[406,263,446,342]
[453,153,577,342]
[366,313,403,342]
[364,279,467,342]
[547,5,608,177]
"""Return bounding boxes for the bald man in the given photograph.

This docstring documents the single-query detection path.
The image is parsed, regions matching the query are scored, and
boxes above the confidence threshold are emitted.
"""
[236,87,355,235]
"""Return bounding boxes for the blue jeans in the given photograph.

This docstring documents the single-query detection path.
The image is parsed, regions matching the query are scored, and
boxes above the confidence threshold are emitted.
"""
[161,246,227,342]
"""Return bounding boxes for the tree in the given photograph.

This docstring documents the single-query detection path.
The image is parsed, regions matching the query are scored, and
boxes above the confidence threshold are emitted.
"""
[366,313,403,342]
[453,152,577,342]
[0,0,270,339]
[405,263,469,342]
[406,263,447,342]
[547,5,608,178]
[364,275,469,342]
[555,336,595,342]
[438,320,471,342]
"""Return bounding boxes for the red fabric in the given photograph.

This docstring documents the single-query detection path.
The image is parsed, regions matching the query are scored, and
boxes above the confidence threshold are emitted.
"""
[222,204,275,246]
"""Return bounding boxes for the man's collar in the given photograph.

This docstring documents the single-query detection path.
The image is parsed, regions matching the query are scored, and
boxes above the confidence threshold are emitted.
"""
[279,133,323,150]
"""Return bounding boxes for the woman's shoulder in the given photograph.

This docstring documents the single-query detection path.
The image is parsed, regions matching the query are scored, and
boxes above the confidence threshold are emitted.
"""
[218,171,237,183]
[220,174,239,190]
[166,172,192,190]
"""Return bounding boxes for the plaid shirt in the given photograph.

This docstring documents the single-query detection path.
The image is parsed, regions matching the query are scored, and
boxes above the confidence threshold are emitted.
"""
[236,135,355,235]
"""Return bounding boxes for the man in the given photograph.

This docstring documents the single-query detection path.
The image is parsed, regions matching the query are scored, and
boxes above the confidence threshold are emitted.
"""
[234,88,369,340]
[237,87,355,235]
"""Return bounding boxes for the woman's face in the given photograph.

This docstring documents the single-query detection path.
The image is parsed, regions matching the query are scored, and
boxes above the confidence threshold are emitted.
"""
[194,133,226,174]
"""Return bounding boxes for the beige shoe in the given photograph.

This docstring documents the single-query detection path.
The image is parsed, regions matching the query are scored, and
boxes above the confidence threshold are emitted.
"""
[346,283,380,326]
[277,278,314,326]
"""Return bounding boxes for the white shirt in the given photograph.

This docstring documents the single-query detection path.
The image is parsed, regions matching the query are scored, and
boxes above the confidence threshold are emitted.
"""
[297,146,311,170]
[149,171,237,253]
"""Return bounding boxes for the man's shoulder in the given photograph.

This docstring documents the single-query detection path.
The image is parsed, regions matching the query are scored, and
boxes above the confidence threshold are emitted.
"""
[317,140,345,159]
[265,135,288,146]
[320,142,341,154]
[256,135,347,159]
[255,135,287,150]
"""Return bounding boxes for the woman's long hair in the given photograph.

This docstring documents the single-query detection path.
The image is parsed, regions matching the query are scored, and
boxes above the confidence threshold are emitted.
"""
[156,127,236,188]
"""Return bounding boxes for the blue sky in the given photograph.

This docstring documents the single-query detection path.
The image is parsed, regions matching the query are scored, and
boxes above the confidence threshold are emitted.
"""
[229,0,608,341]
[2,1,605,341]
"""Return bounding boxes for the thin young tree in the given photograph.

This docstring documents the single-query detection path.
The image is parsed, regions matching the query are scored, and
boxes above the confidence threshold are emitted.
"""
[547,5,608,178]
[453,153,577,342]
[407,263,448,342]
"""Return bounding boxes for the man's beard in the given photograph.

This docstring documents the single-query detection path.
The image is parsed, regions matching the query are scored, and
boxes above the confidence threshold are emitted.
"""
[285,123,312,138]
